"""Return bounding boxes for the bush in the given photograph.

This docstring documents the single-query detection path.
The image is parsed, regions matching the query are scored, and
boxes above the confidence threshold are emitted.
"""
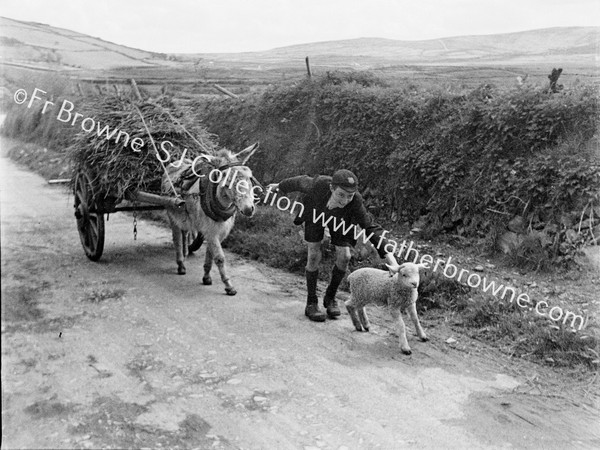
[195,74,599,266]
[1,72,78,149]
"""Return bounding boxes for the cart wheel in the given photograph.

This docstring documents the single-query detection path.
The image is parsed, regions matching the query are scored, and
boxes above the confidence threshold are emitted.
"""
[74,170,105,261]
[188,232,204,253]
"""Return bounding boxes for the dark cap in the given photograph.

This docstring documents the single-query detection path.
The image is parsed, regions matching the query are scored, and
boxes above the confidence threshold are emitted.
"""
[331,169,359,192]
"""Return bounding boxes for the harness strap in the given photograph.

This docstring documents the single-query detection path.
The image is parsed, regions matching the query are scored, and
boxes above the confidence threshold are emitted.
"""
[173,160,257,222]
[199,173,236,222]
[186,161,235,222]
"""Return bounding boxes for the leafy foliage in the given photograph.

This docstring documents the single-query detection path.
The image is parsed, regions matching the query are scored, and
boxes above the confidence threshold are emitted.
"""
[196,75,599,265]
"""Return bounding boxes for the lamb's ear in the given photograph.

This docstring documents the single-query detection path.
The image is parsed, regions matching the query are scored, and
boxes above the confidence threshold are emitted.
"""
[386,263,403,276]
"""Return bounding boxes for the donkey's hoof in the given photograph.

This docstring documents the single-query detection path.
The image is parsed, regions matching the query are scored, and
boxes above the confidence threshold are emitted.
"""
[177,263,186,275]
[351,321,365,332]
[225,287,237,296]
[401,348,412,355]
[202,276,212,285]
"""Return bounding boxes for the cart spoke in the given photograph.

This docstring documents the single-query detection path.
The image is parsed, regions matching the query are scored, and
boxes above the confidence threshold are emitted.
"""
[74,168,105,261]
[88,217,99,242]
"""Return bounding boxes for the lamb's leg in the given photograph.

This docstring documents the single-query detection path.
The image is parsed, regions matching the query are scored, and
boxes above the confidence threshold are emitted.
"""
[208,240,236,295]
[390,308,411,355]
[171,224,186,275]
[357,306,370,332]
[408,301,428,341]
[345,295,364,332]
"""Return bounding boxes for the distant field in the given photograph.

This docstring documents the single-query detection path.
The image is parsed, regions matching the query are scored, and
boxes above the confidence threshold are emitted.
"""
[2,16,597,100]
[2,61,597,105]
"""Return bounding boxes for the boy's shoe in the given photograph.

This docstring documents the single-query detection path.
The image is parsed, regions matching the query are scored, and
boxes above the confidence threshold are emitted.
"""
[323,296,341,319]
[305,303,327,322]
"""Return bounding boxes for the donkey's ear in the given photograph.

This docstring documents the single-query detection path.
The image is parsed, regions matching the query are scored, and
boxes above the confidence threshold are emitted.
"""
[197,154,213,164]
[234,142,259,164]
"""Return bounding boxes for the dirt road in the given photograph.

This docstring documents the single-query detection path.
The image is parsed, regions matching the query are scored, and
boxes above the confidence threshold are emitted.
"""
[1,155,598,449]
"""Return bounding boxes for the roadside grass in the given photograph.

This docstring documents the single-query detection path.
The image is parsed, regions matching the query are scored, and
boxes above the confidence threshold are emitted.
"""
[505,234,554,272]
[1,71,79,150]
[224,206,312,276]
[454,292,599,369]
[3,141,72,179]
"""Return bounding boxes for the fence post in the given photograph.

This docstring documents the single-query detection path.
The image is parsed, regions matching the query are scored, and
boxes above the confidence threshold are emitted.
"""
[305,56,312,78]
[213,84,239,99]
[130,79,143,101]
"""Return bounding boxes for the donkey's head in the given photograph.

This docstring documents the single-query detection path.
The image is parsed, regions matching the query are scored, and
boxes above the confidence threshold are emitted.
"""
[211,143,259,217]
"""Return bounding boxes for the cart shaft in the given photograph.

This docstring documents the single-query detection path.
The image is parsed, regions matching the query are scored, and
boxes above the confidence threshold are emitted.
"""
[126,191,185,209]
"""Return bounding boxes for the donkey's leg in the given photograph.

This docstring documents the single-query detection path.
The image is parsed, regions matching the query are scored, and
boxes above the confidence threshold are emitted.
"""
[208,240,236,295]
[203,245,213,286]
[182,230,189,258]
[171,224,186,275]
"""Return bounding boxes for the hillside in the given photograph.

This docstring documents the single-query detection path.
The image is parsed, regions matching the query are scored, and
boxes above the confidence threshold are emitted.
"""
[0,16,170,70]
[1,16,598,72]
[191,26,599,68]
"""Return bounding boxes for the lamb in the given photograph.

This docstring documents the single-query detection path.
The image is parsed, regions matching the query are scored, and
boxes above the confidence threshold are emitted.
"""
[345,262,428,355]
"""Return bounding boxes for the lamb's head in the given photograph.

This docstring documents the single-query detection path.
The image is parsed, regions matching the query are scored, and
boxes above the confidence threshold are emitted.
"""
[386,262,427,289]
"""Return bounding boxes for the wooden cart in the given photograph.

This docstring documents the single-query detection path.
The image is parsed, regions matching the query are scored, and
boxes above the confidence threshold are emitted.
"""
[72,166,203,261]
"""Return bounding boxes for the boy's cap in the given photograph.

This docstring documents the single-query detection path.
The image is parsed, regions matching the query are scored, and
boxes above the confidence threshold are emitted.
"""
[331,169,359,192]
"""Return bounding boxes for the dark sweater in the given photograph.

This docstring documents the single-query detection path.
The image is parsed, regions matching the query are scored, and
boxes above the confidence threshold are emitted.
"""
[278,175,391,258]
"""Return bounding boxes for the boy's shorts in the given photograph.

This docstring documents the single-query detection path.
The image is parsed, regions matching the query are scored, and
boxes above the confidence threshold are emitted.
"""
[304,222,356,247]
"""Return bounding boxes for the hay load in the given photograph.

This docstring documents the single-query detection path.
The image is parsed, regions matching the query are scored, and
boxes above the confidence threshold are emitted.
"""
[68,95,218,201]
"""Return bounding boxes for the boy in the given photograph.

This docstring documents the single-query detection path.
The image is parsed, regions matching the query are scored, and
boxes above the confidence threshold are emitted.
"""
[267,169,398,321]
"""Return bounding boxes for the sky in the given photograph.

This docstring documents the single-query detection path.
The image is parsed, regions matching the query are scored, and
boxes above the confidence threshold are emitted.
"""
[1,0,598,53]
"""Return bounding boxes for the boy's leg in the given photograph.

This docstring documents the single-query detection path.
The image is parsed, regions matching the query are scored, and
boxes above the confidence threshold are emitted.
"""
[305,241,326,322]
[323,245,351,318]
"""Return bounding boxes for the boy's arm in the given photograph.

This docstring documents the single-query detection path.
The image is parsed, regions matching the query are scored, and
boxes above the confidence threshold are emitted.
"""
[272,175,315,194]
[354,203,393,259]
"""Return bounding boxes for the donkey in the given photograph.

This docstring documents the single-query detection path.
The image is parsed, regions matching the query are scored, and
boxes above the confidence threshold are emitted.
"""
[162,143,259,295]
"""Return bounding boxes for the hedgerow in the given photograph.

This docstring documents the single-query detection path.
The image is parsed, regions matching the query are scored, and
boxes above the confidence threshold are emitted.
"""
[194,74,600,264]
